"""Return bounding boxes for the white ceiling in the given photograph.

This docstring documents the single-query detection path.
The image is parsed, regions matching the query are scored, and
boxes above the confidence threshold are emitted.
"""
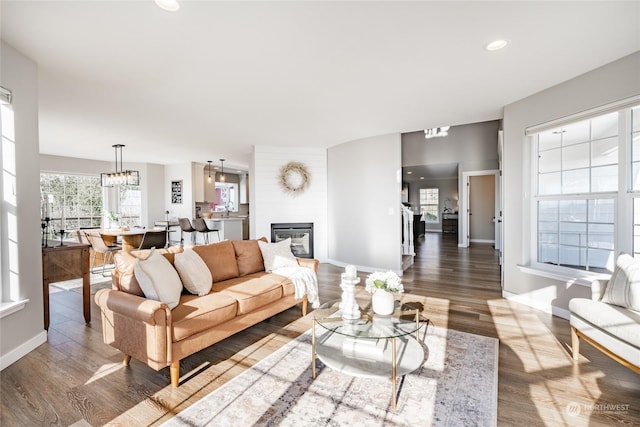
[2,1,639,170]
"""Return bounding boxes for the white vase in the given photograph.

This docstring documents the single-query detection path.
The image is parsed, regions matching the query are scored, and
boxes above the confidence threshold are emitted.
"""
[371,289,395,315]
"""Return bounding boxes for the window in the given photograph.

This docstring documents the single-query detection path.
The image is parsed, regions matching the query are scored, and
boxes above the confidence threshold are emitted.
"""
[119,185,141,226]
[534,104,639,273]
[40,173,103,238]
[420,188,439,223]
[1,97,17,302]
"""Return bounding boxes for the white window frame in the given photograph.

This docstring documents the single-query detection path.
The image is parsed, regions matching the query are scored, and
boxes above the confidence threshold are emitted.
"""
[420,188,439,223]
[528,100,640,277]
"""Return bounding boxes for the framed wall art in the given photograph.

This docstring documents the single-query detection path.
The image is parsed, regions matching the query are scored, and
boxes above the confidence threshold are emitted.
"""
[171,180,183,204]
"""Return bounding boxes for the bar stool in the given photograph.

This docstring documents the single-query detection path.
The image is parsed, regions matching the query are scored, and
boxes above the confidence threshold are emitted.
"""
[192,218,221,244]
[178,218,196,246]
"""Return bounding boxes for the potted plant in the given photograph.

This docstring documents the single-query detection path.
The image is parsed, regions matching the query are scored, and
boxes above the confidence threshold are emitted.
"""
[365,271,404,315]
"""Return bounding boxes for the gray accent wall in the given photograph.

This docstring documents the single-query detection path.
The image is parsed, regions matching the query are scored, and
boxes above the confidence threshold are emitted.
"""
[327,133,402,273]
[503,51,640,316]
[402,120,500,243]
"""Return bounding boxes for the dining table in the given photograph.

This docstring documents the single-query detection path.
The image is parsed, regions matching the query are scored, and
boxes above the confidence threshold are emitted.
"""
[100,228,147,252]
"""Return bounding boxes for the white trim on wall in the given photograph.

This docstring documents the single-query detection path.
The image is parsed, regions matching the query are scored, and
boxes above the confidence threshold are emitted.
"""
[460,169,499,248]
[0,331,46,371]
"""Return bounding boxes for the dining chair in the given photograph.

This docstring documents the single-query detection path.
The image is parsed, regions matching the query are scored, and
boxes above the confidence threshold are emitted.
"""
[137,229,168,250]
[178,218,196,246]
[192,218,221,244]
[84,231,121,276]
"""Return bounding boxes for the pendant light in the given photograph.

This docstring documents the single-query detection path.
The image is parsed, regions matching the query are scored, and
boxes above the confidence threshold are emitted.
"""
[101,144,140,186]
[207,160,212,183]
[220,159,226,182]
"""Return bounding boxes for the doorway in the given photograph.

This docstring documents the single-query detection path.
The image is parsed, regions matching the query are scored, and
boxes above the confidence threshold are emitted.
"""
[460,170,500,248]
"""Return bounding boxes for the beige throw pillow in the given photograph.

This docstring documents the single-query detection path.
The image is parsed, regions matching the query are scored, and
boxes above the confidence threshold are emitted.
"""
[134,249,183,309]
[601,253,640,311]
[174,248,212,296]
[258,238,298,272]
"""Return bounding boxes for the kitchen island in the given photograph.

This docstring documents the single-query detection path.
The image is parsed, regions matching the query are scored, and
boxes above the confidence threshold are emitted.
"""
[204,217,245,241]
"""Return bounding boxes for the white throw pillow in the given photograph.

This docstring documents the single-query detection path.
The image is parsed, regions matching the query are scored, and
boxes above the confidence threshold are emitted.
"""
[174,247,212,296]
[601,253,640,311]
[134,249,183,309]
[258,238,298,272]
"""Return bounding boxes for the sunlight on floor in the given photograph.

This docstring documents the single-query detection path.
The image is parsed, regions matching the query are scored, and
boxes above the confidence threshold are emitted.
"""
[487,298,608,426]
[84,362,127,385]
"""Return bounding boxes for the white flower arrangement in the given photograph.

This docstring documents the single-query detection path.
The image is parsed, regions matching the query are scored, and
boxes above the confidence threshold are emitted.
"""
[365,271,404,294]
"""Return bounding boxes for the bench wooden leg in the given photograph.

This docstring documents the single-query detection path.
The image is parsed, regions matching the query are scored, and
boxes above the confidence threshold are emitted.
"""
[170,360,180,388]
[123,354,132,366]
[302,297,308,317]
[571,326,580,360]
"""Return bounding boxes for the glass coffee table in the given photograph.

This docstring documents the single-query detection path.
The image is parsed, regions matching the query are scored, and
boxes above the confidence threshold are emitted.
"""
[311,298,428,409]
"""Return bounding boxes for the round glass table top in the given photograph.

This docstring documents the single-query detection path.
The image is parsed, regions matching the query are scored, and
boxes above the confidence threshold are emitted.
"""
[313,298,426,340]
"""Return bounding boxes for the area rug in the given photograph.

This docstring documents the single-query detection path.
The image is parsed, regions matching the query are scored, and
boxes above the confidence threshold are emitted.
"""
[163,324,498,427]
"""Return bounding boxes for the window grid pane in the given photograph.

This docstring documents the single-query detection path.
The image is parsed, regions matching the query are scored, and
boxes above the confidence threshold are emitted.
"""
[419,188,439,223]
[40,173,104,239]
[538,114,619,196]
[538,198,614,272]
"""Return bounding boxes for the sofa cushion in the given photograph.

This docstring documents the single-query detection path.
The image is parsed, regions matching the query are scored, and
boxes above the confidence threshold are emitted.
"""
[192,240,240,282]
[258,238,298,272]
[232,239,266,276]
[134,249,183,309]
[113,246,183,296]
[174,248,213,296]
[570,298,640,349]
[213,273,284,315]
[171,292,238,342]
[602,253,640,310]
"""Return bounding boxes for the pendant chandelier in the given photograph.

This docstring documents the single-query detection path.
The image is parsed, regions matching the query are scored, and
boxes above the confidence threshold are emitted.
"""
[219,158,226,182]
[424,126,450,139]
[101,144,140,187]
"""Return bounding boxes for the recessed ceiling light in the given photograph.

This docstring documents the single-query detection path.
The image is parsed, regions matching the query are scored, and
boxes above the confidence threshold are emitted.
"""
[484,39,508,52]
[420,177,425,180]
[407,171,413,175]
[155,0,180,12]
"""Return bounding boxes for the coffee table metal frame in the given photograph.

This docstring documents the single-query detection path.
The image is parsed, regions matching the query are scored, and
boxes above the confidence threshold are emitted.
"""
[311,299,428,409]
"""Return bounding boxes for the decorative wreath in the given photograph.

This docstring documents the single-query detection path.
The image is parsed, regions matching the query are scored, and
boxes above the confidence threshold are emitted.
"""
[279,161,310,195]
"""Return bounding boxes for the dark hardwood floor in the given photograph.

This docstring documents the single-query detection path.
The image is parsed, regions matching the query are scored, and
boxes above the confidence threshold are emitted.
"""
[1,233,639,426]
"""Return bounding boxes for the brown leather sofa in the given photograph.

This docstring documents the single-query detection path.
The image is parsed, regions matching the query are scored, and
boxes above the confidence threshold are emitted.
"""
[94,239,318,387]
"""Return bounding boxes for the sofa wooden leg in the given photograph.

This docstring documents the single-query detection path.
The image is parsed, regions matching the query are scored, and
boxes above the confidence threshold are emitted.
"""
[571,326,580,361]
[123,354,131,366]
[302,297,308,317]
[170,361,180,388]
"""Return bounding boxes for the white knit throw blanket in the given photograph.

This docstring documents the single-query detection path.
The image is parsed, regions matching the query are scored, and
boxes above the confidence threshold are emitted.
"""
[272,266,320,308]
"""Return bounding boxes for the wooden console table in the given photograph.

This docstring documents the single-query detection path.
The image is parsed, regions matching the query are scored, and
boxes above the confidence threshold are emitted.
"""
[42,242,91,330]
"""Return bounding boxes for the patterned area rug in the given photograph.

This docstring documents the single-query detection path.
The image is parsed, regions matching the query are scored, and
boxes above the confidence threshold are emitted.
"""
[164,324,498,426]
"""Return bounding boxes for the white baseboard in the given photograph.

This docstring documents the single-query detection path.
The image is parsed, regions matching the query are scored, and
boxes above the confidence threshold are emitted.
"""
[502,290,570,320]
[470,239,495,244]
[0,330,47,371]
[326,259,403,277]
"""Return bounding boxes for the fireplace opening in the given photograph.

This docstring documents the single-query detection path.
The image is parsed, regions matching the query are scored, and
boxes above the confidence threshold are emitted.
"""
[270,222,314,258]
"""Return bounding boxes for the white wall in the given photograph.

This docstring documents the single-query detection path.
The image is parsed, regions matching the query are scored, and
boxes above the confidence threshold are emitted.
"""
[503,52,640,317]
[0,42,47,369]
[327,133,402,273]
[251,146,328,261]
[165,162,195,221]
